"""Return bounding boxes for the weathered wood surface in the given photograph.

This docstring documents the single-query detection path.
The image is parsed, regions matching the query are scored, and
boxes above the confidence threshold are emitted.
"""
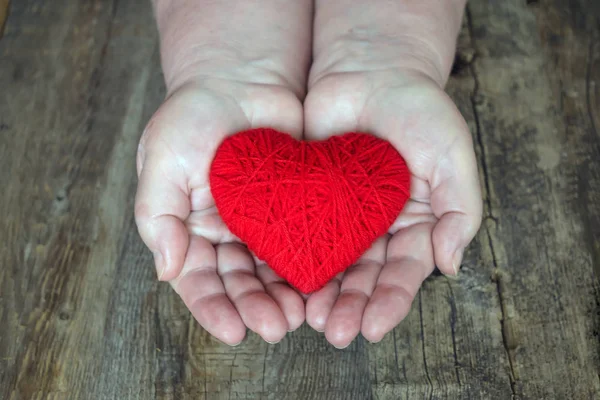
[0,0,598,399]
[0,0,9,39]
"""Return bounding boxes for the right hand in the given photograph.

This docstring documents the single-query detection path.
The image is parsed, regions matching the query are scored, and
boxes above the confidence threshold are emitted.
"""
[135,79,306,345]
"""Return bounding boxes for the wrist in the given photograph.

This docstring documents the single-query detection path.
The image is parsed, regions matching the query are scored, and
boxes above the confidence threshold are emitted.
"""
[311,0,467,88]
[153,0,312,97]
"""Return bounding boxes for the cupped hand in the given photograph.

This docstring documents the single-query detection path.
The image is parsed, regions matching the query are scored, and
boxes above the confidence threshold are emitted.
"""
[303,70,483,348]
[134,80,306,345]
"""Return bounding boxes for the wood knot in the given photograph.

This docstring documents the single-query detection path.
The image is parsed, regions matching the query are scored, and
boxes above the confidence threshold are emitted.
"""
[51,187,70,216]
[451,47,476,76]
[58,311,71,321]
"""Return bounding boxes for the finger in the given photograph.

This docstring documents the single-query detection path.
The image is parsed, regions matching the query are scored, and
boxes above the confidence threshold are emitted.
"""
[217,243,288,343]
[255,263,305,332]
[361,223,435,343]
[323,236,388,349]
[185,207,239,244]
[172,236,246,346]
[135,153,190,281]
[430,133,483,275]
[305,272,343,332]
[388,176,436,232]
[250,253,310,302]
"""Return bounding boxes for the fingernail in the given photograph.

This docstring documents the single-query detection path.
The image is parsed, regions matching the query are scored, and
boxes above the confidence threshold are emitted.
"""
[452,248,464,275]
[265,339,281,345]
[153,251,165,280]
[333,342,351,349]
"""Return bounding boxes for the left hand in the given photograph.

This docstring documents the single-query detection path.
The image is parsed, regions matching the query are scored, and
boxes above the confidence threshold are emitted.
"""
[302,68,482,348]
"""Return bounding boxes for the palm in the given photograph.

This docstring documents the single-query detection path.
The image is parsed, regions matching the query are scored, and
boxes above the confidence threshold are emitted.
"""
[302,71,482,347]
[135,82,307,345]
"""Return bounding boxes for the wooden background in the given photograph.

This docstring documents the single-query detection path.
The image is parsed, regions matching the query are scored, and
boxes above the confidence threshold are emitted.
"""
[0,0,598,399]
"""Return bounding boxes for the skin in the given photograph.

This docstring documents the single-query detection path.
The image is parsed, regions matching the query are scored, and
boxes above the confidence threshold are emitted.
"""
[136,0,482,347]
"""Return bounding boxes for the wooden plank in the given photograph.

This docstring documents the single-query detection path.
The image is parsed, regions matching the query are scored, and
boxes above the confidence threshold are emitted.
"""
[533,0,600,288]
[0,0,160,398]
[466,0,600,398]
[0,0,120,398]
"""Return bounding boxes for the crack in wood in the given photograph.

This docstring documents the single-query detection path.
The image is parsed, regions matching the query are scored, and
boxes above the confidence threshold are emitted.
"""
[261,343,268,395]
[417,291,434,400]
[392,329,400,383]
[227,352,236,400]
[445,279,462,387]
[586,33,598,143]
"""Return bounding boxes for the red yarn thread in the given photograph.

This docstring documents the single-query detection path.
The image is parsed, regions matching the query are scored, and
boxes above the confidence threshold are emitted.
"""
[209,128,411,293]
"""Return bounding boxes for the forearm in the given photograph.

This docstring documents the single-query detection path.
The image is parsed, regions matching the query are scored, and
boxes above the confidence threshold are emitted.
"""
[152,0,313,96]
[311,0,467,87]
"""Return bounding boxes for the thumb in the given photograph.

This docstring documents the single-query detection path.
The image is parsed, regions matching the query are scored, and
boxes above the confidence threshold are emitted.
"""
[135,141,190,281]
[430,128,483,275]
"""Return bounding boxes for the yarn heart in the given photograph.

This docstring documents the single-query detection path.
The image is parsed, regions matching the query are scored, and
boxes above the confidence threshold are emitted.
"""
[209,128,411,293]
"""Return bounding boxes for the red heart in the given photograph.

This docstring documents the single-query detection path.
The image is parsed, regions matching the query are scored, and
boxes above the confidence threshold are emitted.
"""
[209,128,411,293]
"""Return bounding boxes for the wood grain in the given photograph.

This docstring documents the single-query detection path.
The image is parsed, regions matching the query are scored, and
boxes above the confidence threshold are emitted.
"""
[0,0,8,38]
[0,0,598,399]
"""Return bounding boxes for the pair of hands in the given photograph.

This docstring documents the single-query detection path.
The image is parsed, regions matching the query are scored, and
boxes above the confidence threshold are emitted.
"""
[135,3,481,348]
